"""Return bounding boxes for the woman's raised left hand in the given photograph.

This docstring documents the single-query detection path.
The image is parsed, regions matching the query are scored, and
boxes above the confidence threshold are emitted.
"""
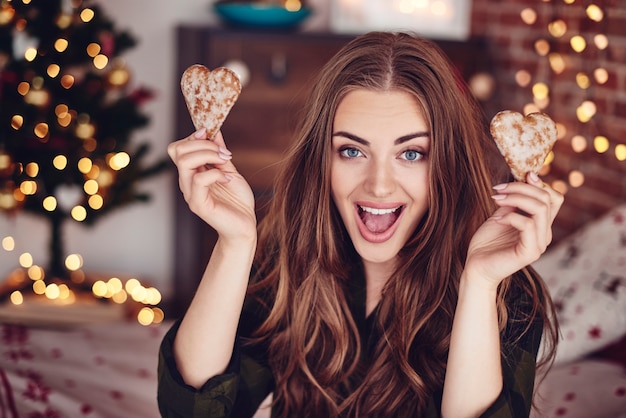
[464,172,564,289]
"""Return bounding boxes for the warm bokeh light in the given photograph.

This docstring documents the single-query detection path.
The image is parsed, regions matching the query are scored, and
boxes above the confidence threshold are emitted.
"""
[28,265,44,281]
[80,8,95,22]
[515,70,532,87]
[92,280,108,297]
[284,0,302,12]
[594,34,609,50]
[11,114,24,130]
[17,81,29,95]
[93,54,108,70]
[65,253,84,271]
[84,179,98,195]
[71,205,87,221]
[33,280,46,295]
[47,64,61,78]
[43,196,57,211]
[53,155,68,170]
[571,135,587,153]
[19,252,34,268]
[61,74,75,89]
[575,72,590,89]
[88,194,104,210]
[54,38,69,52]
[34,122,49,139]
[152,307,165,324]
[576,100,596,123]
[548,19,567,37]
[548,53,566,74]
[25,162,39,177]
[137,307,155,326]
[520,8,537,25]
[570,35,586,53]
[78,157,93,174]
[586,4,603,22]
[593,135,609,153]
[593,67,609,84]
[24,47,37,61]
[534,39,550,56]
[532,82,549,100]
[20,180,37,195]
[108,152,130,170]
[86,42,101,57]
[45,283,60,300]
[125,278,141,293]
[568,170,585,188]
[2,236,15,251]
[10,291,24,305]
[615,144,626,161]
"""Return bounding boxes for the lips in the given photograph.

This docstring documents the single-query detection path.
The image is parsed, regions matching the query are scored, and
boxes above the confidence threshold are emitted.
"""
[356,204,404,242]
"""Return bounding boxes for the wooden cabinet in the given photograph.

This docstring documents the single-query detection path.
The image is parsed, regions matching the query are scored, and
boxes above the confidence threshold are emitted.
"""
[170,27,491,315]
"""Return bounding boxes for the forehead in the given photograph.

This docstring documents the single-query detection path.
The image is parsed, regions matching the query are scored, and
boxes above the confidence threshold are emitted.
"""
[333,89,428,135]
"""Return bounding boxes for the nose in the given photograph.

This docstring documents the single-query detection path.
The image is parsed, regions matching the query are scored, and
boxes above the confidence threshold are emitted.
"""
[364,158,395,197]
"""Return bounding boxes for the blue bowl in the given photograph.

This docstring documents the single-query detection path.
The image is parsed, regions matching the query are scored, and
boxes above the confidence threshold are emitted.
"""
[214,3,312,28]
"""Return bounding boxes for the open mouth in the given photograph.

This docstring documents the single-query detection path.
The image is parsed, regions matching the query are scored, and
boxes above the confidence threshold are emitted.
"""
[358,205,404,234]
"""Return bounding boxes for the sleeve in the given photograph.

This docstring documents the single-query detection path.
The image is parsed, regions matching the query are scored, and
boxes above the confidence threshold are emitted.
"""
[479,282,546,418]
[157,319,275,418]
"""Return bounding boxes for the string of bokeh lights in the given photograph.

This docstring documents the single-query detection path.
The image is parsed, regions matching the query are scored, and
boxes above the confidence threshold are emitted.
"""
[518,0,625,195]
[2,235,164,326]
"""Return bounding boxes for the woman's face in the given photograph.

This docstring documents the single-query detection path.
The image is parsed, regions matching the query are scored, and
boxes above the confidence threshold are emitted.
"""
[331,88,431,271]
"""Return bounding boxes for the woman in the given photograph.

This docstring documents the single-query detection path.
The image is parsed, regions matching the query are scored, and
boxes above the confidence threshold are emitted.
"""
[159,32,562,417]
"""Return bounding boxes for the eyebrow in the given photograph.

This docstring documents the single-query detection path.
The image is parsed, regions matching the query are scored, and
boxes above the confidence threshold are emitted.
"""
[332,131,430,146]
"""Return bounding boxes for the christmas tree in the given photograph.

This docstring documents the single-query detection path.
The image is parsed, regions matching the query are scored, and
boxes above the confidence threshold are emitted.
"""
[0,0,167,283]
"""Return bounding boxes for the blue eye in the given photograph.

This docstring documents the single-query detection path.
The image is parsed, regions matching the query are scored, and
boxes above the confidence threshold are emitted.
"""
[401,150,423,161]
[340,147,362,158]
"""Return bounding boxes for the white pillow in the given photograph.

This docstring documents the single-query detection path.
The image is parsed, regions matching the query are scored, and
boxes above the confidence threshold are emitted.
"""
[532,204,626,365]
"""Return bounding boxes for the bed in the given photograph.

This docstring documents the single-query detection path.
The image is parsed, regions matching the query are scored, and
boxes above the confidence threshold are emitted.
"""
[1,205,625,417]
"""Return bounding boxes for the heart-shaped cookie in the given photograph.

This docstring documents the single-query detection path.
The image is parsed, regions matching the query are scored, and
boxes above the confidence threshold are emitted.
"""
[490,110,558,181]
[180,64,242,139]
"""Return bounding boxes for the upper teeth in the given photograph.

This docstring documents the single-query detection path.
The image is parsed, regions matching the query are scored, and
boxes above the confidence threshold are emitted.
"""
[360,206,399,215]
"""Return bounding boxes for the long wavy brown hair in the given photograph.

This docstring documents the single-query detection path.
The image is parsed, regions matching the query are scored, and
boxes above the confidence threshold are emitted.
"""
[248,32,558,417]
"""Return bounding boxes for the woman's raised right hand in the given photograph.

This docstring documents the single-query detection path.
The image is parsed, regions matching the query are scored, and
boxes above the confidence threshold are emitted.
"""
[167,128,256,243]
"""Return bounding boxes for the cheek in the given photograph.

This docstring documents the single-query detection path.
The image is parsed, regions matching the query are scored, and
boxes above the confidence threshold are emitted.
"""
[330,162,349,200]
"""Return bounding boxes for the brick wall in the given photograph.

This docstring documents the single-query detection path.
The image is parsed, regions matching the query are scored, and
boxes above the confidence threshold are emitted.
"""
[471,0,626,244]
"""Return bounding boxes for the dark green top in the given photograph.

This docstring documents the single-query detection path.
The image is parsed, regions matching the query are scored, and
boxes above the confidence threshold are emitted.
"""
[158,272,542,417]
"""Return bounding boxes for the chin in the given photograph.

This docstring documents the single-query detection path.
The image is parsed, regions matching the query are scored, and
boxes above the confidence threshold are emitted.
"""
[353,241,403,266]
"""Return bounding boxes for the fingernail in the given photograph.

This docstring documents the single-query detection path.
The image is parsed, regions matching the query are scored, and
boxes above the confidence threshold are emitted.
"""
[219,152,232,160]
[529,172,540,183]
[491,194,507,201]
[223,174,234,182]
[194,128,206,139]
[492,183,507,191]
[219,146,232,156]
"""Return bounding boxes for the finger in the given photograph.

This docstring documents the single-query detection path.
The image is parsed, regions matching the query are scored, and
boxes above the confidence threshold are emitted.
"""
[207,131,237,174]
[492,194,550,248]
[186,168,232,215]
[527,173,565,220]
[171,142,231,197]
[492,184,552,248]
[495,210,544,262]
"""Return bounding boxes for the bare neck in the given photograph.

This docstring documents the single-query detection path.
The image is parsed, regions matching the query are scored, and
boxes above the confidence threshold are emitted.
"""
[362,259,396,317]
